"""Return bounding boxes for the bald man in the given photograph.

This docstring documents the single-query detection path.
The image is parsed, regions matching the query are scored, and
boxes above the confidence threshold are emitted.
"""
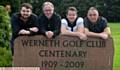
[84,7,111,39]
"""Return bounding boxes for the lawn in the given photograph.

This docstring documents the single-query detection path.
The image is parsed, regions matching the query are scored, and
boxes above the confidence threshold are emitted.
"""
[109,23,120,70]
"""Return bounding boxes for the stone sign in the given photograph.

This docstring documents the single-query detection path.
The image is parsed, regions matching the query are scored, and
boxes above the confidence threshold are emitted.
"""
[13,35,114,70]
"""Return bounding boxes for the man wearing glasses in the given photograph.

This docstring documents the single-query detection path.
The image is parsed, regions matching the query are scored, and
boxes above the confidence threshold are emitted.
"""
[38,2,61,38]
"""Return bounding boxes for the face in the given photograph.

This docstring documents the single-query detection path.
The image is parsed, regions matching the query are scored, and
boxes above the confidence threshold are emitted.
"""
[20,7,32,19]
[67,10,77,23]
[43,5,54,19]
[87,10,99,23]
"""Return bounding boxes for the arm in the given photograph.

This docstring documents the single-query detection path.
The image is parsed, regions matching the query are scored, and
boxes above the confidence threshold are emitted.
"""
[38,15,47,35]
[102,27,111,36]
[52,15,61,37]
[61,25,78,36]
[85,28,101,37]
[29,15,39,35]
[76,18,87,40]
[85,28,109,39]
[76,17,84,33]
[11,14,21,38]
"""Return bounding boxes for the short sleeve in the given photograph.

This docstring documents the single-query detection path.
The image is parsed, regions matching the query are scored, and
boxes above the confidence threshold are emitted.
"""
[61,19,68,27]
[102,17,108,27]
[83,17,89,28]
[76,17,84,28]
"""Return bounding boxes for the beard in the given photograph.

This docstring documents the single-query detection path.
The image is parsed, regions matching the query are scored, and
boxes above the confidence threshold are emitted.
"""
[20,14,30,22]
[22,14,30,19]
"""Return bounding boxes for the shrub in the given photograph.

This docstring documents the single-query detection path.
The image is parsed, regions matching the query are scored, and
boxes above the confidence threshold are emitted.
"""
[0,5,12,66]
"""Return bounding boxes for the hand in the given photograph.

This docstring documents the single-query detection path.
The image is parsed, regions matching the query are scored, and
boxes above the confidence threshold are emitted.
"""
[19,29,30,35]
[29,27,38,32]
[77,33,87,40]
[45,31,54,38]
[99,33,108,39]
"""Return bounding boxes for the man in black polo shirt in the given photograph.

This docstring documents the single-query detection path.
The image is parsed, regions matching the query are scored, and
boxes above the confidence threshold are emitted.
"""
[38,2,61,38]
[11,3,39,55]
[84,7,111,39]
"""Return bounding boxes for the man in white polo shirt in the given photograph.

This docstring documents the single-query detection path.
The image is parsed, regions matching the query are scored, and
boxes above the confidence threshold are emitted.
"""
[61,7,87,40]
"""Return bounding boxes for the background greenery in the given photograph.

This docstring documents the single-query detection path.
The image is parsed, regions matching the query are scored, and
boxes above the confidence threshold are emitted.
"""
[109,23,120,70]
[0,6,12,66]
[0,0,120,22]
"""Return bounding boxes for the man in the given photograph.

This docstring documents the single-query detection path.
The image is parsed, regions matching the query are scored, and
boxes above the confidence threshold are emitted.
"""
[38,2,61,38]
[61,7,87,40]
[11,3,39,55]
[84,7,111,39]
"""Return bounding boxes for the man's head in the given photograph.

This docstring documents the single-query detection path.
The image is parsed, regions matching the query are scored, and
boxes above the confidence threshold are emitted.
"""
[87,7,99,23]
[42,2,54,19]
[20,3,32,19]
[66,7,77,23]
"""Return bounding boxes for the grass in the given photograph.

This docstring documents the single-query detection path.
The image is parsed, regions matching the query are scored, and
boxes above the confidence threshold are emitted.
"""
[109,23,120,70]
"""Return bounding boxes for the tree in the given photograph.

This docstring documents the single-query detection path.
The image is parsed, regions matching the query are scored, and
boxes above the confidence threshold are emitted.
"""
[1,0,120,22]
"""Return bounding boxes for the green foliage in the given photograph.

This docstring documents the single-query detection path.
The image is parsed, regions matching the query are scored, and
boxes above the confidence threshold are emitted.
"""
[1,0,120,22]
[108,23,120,70]
[0,6,11,48]
[0,47,12,67]
[0,5,12,66]
[31,0,120,22]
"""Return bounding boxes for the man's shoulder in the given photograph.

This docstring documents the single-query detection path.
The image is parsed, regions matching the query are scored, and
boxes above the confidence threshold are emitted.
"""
[98,16,107,24]
[53,13,61,19]
[12,12,20,18]
[99,16,107,21]
[61,18,67,24]
[30,13,38,18]
[83,17,90,24]
[101,17,106,20]
[38,13,45,19]
[76,17,83,22]
[83,17,88,21]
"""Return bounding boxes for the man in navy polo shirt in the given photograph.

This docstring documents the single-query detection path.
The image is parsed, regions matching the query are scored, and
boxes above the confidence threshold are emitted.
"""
[84,7,111,39]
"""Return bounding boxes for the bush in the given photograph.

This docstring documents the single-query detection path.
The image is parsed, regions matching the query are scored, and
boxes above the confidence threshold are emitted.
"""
[0,5,12,66]
[0,47,12,66]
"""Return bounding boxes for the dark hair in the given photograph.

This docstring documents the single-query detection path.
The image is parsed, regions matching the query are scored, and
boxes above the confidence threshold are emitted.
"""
[20,3,32,10]
[66,7,77,14]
